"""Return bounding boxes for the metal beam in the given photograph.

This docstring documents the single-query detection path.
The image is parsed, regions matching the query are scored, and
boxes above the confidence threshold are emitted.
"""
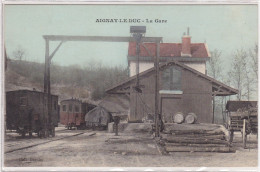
[43,35,162,43]
[141,43,154,57]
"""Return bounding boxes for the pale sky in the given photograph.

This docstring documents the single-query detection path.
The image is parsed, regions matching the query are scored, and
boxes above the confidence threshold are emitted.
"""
[4,5,258,68]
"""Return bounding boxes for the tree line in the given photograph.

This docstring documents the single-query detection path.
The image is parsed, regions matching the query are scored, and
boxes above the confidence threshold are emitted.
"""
[208,44,258,101]
[207,44,258,124]
[7,49,128,100]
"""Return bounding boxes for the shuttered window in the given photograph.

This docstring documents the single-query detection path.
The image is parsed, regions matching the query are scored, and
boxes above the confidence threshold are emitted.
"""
[162,66,182,90]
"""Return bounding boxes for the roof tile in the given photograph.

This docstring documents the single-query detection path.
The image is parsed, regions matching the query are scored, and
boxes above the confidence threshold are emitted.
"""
[128,42,209,58]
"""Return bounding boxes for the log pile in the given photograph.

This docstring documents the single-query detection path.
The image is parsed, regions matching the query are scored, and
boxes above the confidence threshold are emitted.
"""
[160,127,235,153]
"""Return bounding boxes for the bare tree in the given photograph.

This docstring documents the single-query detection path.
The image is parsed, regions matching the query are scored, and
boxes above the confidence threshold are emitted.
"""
[207,49,223,124]
[228,49,247,100]
[207,49,222,80]
[246,44,258,100]
[249,44,258,78]
[242,54,255,100]
[12,47,26,61]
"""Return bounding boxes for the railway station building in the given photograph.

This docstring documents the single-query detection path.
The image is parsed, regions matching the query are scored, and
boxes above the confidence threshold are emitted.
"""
[105,33,238,123]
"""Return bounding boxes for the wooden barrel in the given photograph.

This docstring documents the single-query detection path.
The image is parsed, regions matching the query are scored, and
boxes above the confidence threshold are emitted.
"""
[185,112,198,124]
[173,112,184,124]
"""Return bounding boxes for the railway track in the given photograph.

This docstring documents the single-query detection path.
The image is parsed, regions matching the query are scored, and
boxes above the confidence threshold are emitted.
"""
[5,132,96,154]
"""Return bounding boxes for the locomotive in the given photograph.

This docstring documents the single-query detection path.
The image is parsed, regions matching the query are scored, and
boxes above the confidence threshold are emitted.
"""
[60,98,96,129]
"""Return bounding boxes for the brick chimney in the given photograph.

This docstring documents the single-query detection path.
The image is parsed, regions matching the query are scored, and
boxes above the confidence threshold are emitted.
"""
[181,28,191,57]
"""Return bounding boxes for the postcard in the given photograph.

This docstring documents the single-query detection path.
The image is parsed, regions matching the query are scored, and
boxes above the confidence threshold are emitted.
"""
[1,1,258,171]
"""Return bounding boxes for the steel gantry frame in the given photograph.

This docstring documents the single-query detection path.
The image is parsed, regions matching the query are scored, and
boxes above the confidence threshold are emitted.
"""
[43,35,162,137]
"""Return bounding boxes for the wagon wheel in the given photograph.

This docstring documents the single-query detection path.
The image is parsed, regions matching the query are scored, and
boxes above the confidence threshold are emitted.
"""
[242,119,247,149]
[38,129,43,138]
[21,131,26,138]
[50,126,55,137]
[227,116,234,142]
[44,129,49,138]
[29,132,32,138]
[230,130,234,142]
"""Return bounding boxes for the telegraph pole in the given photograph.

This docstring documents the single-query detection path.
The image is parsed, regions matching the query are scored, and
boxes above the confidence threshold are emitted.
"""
[154,42,160,137]
[130,26,146,120]
[44,39,50,137]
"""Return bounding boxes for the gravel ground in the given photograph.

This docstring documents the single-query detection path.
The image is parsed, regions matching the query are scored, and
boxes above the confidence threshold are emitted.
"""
[4,127,258,168]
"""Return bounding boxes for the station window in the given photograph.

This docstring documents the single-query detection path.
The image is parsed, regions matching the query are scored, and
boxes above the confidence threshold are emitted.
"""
[62,105,66,112]
[69,104,73,112]
[20,97,27,106]
[162,65,182,90]
[75,105,79,113]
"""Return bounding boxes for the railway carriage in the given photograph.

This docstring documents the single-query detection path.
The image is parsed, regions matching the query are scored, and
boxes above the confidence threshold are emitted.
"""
[6,90,59,137]
[60,98,96,129]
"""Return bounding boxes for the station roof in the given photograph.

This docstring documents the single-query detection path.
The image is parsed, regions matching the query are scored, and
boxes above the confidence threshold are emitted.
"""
[106,61,238,96]
[128,42,210,58]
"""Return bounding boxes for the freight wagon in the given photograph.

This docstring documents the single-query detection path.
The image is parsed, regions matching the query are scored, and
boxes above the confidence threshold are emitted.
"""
[6,90,59,137]
[60,98,96,129]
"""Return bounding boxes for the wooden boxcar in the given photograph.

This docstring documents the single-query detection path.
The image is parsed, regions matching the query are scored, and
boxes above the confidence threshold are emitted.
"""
[60,98,96,129]
[6,90,59,137]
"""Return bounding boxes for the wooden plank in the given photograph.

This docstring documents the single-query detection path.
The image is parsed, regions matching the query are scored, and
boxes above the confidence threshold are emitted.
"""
[165,146,235,152]
[162,134,226,140]
[164,129,225,135]
[164,138,229,144]
[230,124,243,126]
[161,133,225,137]
[230,127,243,131]
[230,120,244,122]
[165,142,228,147]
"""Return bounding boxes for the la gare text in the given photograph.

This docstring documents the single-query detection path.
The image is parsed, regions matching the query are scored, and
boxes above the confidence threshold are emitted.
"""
[96,19,167,23]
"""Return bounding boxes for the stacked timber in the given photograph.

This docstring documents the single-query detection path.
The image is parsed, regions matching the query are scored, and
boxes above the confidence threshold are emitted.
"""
[160,124,235,153]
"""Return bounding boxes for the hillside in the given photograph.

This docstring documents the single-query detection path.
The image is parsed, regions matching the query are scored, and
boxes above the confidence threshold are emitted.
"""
[5,59,128,102]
